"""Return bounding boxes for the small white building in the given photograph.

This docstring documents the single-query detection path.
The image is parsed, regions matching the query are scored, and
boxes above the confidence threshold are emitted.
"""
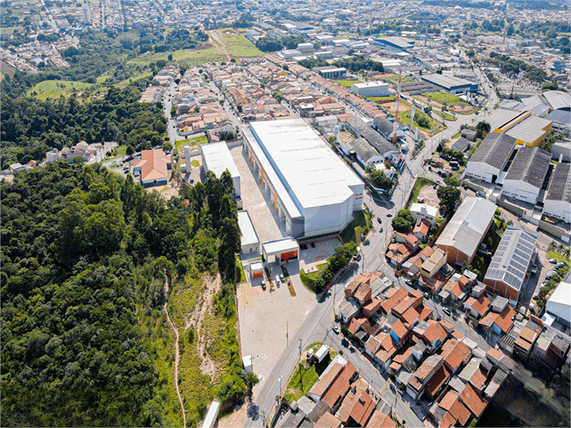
[261,237,299,264]
[46,148,59,163]
[542,162,571,223]
[201,142,241,198]
[545,282,571,327]
[351,82,390,97]
[203,401,220,428]
[501,146,551,204]
[410,203,438,226]
[237,211,260,255]
[297,42,314,53]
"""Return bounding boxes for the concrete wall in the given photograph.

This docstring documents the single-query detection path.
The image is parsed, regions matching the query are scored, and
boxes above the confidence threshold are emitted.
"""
[465,162,500,183]
[538,219,571,243]
[496,197,525,217]
[502,180,540,204]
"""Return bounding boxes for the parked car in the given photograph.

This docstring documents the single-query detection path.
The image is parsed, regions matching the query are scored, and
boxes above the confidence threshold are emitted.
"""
[442,307,452,316]
[405,279,413,287]
[379,227,383,233]
[548,258,557,264]
[387,212,393,217]
[261,281,266,290]
[377,217,382,223]
[280,274,285,282]
[554,262,566,269]
[275,275,281,285]
[332,325,340,334]
[311,242,316,248]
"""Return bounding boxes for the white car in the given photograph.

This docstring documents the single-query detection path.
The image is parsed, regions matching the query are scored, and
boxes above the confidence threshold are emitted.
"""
[275,275,280,284]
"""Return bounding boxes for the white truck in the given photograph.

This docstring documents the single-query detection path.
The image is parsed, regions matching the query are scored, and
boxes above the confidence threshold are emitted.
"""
[314,345,330,364]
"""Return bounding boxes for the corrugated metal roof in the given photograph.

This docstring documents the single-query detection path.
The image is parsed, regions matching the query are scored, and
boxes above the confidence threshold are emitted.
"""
[469,133,516,170]
[346,137,380,163]
[546,162,571,203]
[505,146,551,186]
[543,90,571,111]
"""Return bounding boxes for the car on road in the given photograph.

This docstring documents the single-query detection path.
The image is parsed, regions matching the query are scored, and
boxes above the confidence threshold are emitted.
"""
[387,212,393,217]
[548,258,557,264]
[405,279,413,287]
[423,291,431,299]
[280,274,285,282]
[377,217,382,223]
[311,242,316,248]
[442,307,452,316]
[332,325,340,334]
[275,275,281,285]
[261,281,266,290]
[379,227,383,233]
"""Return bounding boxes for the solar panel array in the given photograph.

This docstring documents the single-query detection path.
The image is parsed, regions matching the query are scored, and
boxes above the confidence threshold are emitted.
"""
[485,227,537,291]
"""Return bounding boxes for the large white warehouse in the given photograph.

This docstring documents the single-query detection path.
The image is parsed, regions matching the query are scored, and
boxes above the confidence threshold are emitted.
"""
[465,133,516,183]
[243,119,364,238]
[352,82,390,97]
[542,162,571,223]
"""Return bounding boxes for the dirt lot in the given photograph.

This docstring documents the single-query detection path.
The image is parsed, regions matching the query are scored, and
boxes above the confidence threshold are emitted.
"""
[417,184,440,207]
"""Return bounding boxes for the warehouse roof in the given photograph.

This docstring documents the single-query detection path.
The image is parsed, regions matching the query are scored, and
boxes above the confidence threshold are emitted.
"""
[485,227,537,292]
[469,133,516,170]
[346,138,380,163]
[373,117,394,135]
[375,36,415,50]
[546,110,571,125]
[201,142,240,179]
[546,162,571,203]
[346,116,397,156]
[436,197,496,259]
[249,119,362,210]
[485,109,523,132]
[543,90,571,111]
[505,146,551,187]
[237,211,260,248]
[421,74,474,90]
[452,137,472,152]
[505,115,552,144]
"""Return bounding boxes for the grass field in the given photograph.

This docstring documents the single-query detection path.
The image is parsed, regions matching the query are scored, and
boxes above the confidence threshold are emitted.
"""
[0,26,24,34]
[383,76,417,84]
[335,79,360,88]
[176,135,208,153]
[27,80,94,100]
[406,177,436,209]
[340,210,371,244]
[219,28,265,58]
[236,257,246,283]
[284,348,332,402]
[127,46,224,68]
[423,91,469,107]
[434,110,456,121]
[547,250,571,267]
[399,108,433,131]
[368,95,396,102]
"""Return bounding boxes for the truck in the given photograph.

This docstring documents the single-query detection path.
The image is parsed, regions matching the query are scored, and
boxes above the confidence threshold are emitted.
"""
[314,345,330,364]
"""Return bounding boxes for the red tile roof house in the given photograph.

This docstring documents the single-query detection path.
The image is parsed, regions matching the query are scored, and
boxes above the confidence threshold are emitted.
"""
[463,294,491,320]
[406,354,444,400]
[134,149,172,187]
[439,338,472,374]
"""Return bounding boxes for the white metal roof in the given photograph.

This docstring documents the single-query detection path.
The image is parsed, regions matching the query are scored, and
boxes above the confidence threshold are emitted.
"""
[238,211,259,247]
[410,203,438,218]
[262,237,299,256]
[436,197,496,258]
[250,119,362,210]
[353,81,389,89]
[505,115,552,144]
[201,142,240,179]
[543,90,571,111]
[546,282,571,324]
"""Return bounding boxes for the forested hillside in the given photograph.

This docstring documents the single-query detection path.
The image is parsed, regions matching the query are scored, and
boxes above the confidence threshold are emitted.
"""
[1,162,246,426]
[0,83,165,169]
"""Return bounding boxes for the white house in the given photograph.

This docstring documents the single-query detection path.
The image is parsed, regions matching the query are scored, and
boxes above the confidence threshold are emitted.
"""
[410,203,438,226]
[501,146,551,204]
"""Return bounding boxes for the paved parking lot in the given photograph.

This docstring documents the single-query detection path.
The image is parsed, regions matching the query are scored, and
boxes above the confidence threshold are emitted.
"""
[299,238,342,272]
[230,145,286,243]
[237,259,318,395]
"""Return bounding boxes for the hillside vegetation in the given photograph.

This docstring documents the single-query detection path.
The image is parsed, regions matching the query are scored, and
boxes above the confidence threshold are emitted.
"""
[1,162,245,426]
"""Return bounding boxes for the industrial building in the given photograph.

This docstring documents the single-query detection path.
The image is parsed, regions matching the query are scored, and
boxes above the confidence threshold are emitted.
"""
[341,138,386,169]
[542,162,571,223]
[543,90,571,112]
[314,65,347,79]
[346,116,401,160]
[545,282,571,328]
[504,115,553,147]
[500,146,551,204]
[262,237,300,264]
[352,82,390,97]
[201,142,241,198]
[465,133,516,183]
[242,119,363,238]
[374,36,415,52]
[435,197,496,266]
[237,211,260,255]
[134,149,172,187]
[484,227,537,305]
[420,74,478,94]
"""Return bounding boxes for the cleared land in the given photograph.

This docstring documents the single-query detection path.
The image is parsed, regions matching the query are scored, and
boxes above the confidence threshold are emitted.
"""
[219,28,265,58]
[27,80,94,100]
[335,80,361,88]
[284,347,333,402]
[340,210,371,244]
[176,135,208,153]
[406,177,436,208]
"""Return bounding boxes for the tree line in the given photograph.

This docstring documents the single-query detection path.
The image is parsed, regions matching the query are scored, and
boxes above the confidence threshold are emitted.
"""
[1,161,245,426]
[1,82,166,169]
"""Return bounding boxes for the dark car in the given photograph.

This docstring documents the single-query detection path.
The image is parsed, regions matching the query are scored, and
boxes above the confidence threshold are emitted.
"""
[261,281,266,290]
[442,307,452,316]
[405,279,413,287]
[387,212,393,217]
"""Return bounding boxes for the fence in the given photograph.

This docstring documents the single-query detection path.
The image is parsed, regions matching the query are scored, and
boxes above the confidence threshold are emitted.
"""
[495,197,525,217]
[538,220,571,242]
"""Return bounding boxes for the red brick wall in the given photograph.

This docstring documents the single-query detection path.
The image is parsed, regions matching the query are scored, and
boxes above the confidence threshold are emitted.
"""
[483,279,520,301]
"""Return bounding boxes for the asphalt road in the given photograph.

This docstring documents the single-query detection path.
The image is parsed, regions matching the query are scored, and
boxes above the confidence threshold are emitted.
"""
[243,63,499,427]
